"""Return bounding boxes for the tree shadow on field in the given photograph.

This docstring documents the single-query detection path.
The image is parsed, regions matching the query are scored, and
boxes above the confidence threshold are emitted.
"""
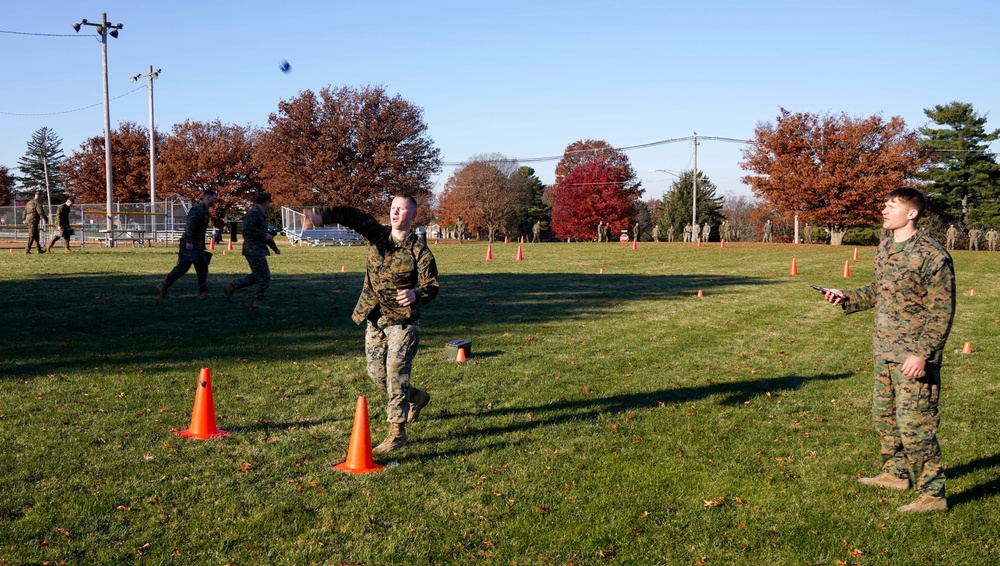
[0,270,776,379]
[946,453,1000,506]
[424,372,851,455]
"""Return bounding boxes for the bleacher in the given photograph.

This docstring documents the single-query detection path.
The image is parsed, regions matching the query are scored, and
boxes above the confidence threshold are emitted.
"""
[293,227,363,246]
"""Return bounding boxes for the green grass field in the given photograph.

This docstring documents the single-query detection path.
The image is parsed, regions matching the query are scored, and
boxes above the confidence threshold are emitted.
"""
[1,240,998,565]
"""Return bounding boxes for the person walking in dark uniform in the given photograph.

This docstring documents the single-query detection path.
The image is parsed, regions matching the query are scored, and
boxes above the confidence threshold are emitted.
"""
[46,196,75,253]
[224,192,276,309]
[23,191,48,254]
[821,188,955,513]
[158,190,217,299]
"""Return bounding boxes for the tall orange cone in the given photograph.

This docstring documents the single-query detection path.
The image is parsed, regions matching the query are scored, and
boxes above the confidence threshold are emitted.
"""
[520,236,524,244]
[341,265,347,272]
[790,258,799,276]
[696,238,702,247]
[961,342,973,354]
[456,348,467,363]
[504,235,509,244]
[720,239,725,248]
[333,396,384,474]
[696,290,704,298]
[227,236,234,251]
[176,368,229,439]
[842,259,851,278]
[209,238,215,251]
[852,247,859,261]
[631,239,637,251]
[486,245,493,260]
[969,288,976,297]
[515,245,523,261]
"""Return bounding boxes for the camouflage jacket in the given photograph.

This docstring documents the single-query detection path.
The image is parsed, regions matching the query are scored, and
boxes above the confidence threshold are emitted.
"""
[23,199,47,225]
[180,203,211,258]
[241,205,270,258]
[842,231,955,364]
[318,206,438,326]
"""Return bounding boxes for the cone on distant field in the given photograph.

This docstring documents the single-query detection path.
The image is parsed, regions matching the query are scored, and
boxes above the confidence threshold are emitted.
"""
[209,238,215,251]
[961,342,973,354]
[696,238,702,247]
[720,239,725,248]
[852,247,859,261]
[228,236,234,251]
[222,250,227,256]
[341,265,347,272]
[456,348,467,363]
[969,288,976,297]
[486,245,493,260]
[515,245,523,261]
[9,248,12,254]
[790,258,799,276]
[631,239,637,251]
[842,259,851,278]
[696,289,704,298]
[504,235,509,244]
[176,368,229,440]
[520,236,524,244]
[599,268,604,274]
[333,396,384,474]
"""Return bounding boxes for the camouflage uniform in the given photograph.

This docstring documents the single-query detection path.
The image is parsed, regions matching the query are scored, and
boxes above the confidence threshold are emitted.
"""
[762,222,773,243]
[667,225,675,242]
[803,223,814,244]
[987,228,998,251]
[841,231,955,497]
[318,206,439,424]
[532,221,541,243]
[229,205,271,302]
[701,222,710,242]
[23,197,47,253]
[651,224,660,242]
[968,227,981,251]
[682,224,691,243]
[945,225,957,250]
[47,202,74,251]
[162,202,212,294]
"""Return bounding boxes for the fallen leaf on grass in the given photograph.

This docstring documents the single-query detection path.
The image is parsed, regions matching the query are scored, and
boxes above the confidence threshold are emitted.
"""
[116,505,131,512]
[533,506,549,514]
[237,462,252,472]
[55,528,70,538]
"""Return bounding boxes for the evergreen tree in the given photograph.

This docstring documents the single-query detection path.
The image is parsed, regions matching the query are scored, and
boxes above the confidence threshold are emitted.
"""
[918,101,1000,226]
[17,127,66,205]
[655,170,724,238]
[514,166,550,239]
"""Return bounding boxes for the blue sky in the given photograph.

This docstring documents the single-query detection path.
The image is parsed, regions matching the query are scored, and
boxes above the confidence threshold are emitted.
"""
[2,1,998,201]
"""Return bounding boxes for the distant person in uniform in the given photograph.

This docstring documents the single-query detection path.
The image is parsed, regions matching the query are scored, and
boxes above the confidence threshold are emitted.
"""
[23,191,48,254]
[158,190,217,299]
[603,221,612,243]
[46,196,75,253]
[455,217,466,243]
[945,224,957,250]
[667,225,675,242]
[968,226,981,250]
[309,194,438,453]
[820,188,954,513]
[651,224,660,242]
[762,220,773,243]
[701,222,711,242]
[803,222,814,244]
[596,221,603,243]
[682,223,691,243]
[224,192,277,309]
[986,227,998,251]
[532,220,541,243]
[634,222,640,242]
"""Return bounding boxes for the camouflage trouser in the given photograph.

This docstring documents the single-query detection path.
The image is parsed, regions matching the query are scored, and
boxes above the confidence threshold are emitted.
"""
[231,255,270,301]
[164,255,209,293]
[365,320,419,424]
[26,223,43,251]
[872,358,944,497]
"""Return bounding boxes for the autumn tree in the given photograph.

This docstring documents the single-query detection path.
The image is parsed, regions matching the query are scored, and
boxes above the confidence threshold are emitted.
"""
[918,101,1000,226]
[550,160,641,241]
[0,165,15,206]
[549,140,642,240]
[436,154,531,242]
[655,170,724,240]
[741,108,924,245]
[17,127,65,205]
[158,120,263,223]
[63,122,160,205]
[719,193,760,242]
[257,85,441,211]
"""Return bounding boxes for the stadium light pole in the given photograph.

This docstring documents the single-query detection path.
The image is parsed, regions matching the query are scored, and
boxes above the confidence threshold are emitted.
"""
[131,66,161,236]
[73,13,123,233]
[691,132,698,242]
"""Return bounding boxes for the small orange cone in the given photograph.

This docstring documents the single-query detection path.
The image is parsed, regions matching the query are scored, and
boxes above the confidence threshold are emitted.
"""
[333,396,384,475]
[176,368,229,440]
[696,290,704,298]
[962,342,973,354]
[520,236,524,243]
[209,238,215,251]
[9,248,12,254]
[456,348,467,363]
[842,259,851,278]
[720,239,725,248]
[790,258,799,276]
[515,245,523,261]
[222,250,227,256]
[852,247,859,261]
[631,239,637,251]
[228,236,234,251]
[486,245,493,260]
[504,236,509,244]
[696,238,702,247]
[969,288,976,297]
[341,265,347,272]
[599,268,604,274]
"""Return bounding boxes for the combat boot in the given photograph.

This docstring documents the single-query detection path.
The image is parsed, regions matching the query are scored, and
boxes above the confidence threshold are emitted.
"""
[858,473,909,491]
[45,242,53,253]
[156,283,168,299]
[223,284,235,303]
[408,389,430,423]
[372,423,407,454]
[898,493,948,513]
[198,291,209,299]
[251,298,270,309]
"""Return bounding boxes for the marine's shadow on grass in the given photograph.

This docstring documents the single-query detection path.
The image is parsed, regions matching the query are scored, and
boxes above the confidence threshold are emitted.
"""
[424,372,851,458]
[946,453,1000,506]
[0,271,775,378]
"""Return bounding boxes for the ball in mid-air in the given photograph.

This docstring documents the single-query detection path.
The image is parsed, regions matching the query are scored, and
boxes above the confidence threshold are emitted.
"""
[279,60,291,73]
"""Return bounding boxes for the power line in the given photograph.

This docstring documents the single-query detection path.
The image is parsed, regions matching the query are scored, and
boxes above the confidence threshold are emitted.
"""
[0,28,85,37]
[0,86,145,116]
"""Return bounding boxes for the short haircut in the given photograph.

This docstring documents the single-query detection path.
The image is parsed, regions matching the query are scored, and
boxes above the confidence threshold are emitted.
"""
[204,189,217,197]
[64,196,75,203]
[255,192,272,204]
[393,194,418,208]
[886,188,926,218]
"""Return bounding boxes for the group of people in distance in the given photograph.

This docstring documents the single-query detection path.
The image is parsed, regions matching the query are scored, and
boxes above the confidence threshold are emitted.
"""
[945,223,999,251]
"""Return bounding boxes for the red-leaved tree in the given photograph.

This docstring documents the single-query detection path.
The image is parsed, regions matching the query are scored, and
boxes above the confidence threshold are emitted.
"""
[550,160,640,240]
[63,121,162,205]
[740,108,925,244]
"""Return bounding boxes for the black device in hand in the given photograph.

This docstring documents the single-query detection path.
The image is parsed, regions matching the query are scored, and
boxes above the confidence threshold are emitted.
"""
[812,285,845,301]
[266,228,281,255]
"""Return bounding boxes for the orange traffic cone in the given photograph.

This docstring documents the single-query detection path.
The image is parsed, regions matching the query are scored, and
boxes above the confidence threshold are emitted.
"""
[176,368,229,439]
[720,239,725,248]
[8,248,12,254]
[515,245,523,261]
[520,236,524,243]
[599,268,604,274]
[456,348,467,363]
[969,288,976,297]
[333,396,384,474]
[962,342,973,354]
[486,245,493,260]
[209,238,215,251]
[790,258,799,276]
[696,290,704,298]
[842,259,851,278]
[696,238,702,247]
[228,236,234,251]
[504,235,509,244]
[852,247,859,261]
[222,250,227,256]
[631,239,637,251]
[341,265,347,272]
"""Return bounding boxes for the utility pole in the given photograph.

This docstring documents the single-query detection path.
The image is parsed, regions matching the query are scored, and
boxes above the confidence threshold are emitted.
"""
[73,13,123,233]
[692,132,698,240]
[132,66,161,238]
